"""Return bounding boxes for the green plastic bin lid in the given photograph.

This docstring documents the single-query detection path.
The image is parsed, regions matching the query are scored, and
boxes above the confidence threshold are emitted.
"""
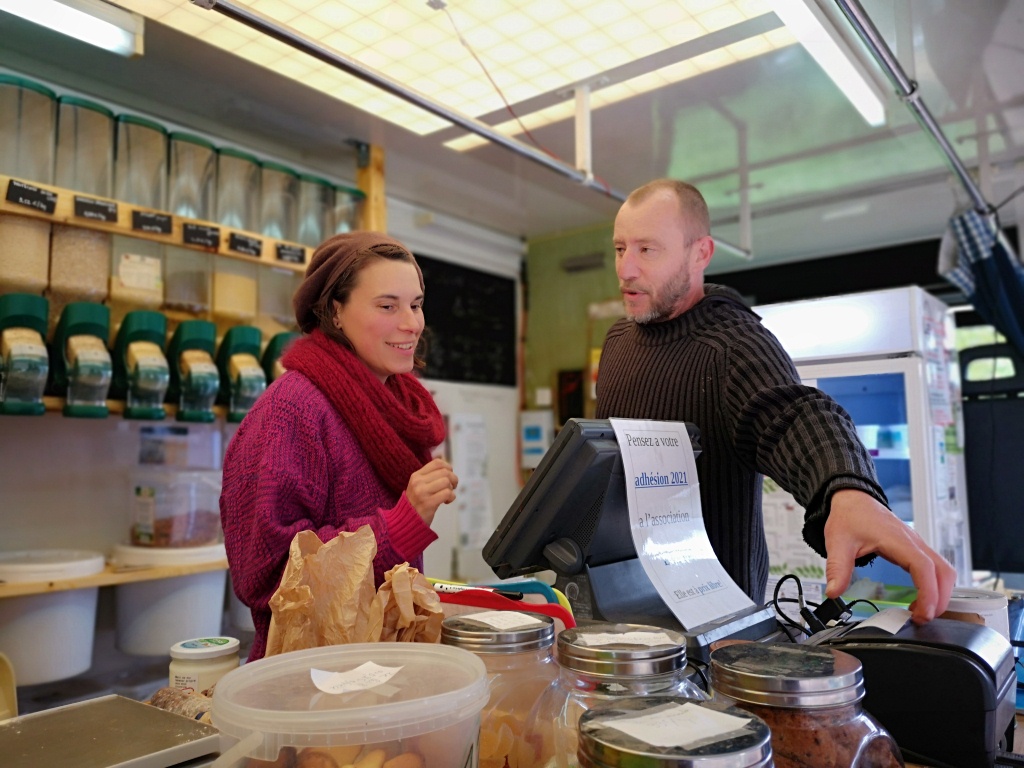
[217,326,263,363]
[0,293,49,335]
[170,132,217,151]
[56,301,109,340]
[260,160,299,178]
[0,74,56,99]
[219,146,261,164]
[261,331,299,368]
[116,113,168,134]
[333,183,366,200]
[58,96,115,118]
[115,310,167,347]
[298,173,334,188]
[168,318,217,355]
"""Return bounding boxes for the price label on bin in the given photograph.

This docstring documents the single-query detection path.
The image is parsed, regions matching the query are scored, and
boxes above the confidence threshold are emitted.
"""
[311,662,402,695]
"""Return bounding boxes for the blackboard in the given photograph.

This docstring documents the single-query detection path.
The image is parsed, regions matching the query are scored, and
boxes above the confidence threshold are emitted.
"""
[416,254,517,386]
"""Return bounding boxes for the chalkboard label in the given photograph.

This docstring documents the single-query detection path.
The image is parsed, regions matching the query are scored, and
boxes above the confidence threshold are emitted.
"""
[229,232,262,257]
[417,254,516,386]
[5,179,57,214]
[276,243,306,265]
[183,222,220,248]
[73,195,118,222]
[132,210,172,234]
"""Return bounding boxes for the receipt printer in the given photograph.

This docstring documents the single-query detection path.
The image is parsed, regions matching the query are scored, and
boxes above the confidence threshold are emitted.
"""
[819,616,1016,768]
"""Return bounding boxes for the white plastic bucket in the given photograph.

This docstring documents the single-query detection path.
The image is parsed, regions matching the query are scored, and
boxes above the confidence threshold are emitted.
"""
[944,587,1010,641]
[111,543,227,656]
[0,549,105,685]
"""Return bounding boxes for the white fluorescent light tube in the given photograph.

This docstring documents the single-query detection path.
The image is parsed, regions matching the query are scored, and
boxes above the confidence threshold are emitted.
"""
[769,0,885,126]
[0,0,144,57]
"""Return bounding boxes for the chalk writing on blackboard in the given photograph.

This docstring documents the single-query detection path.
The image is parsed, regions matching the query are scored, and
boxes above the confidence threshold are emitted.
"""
[416,254,516,386]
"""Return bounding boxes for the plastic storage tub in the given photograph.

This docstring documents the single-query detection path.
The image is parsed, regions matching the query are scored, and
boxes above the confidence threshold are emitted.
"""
[216,147,261,232]
[111,542,227,656]
[168,132,217,221]
[0,74,57,184]
[114,114,168,210]
[259,161,298,241]
[129,467,222,548]
[210,643,489,768]
[55,95,114,197]
[332,183,365,234]
[295,173,334,247]
[0,549,105,685]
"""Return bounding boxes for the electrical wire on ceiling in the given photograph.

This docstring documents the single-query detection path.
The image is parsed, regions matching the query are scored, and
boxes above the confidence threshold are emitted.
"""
[426,0,613,195]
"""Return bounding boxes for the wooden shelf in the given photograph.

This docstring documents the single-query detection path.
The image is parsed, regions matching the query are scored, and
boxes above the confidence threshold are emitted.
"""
[1,174,310,272]
[0,559,228,599]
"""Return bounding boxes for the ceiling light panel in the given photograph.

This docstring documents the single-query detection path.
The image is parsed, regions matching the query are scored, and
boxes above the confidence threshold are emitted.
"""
[117,0,793,138]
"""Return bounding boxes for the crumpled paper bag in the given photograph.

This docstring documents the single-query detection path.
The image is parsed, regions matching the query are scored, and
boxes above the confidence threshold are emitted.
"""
[375,562,444,642]
[264,525,443,656]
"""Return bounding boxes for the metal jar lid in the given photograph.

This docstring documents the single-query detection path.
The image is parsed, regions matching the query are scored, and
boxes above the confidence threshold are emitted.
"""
[557,623,687,677]
[577,696,773,768]
[440,610,554,654]
[710,643,865,708]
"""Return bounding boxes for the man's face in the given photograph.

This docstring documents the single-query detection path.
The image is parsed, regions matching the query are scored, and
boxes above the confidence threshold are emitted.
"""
[612,189,712,323]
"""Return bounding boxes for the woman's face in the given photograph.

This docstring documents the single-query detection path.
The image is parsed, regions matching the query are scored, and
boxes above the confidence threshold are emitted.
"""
[334,258,425,382]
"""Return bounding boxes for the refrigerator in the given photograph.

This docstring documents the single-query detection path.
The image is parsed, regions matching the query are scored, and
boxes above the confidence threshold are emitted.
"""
[752,286,971,606]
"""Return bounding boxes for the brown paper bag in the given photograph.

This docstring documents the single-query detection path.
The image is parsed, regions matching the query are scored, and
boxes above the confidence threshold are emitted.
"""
[265,526,380,656]
[374,562,444,643]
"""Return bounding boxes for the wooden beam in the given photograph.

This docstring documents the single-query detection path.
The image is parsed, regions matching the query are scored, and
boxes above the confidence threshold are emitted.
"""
[356,143,387,232]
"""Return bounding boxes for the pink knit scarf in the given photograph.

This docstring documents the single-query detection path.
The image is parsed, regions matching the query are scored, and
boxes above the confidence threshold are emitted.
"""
[281,330,446,495]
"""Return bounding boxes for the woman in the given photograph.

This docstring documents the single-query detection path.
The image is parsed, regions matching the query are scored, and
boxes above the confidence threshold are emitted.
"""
[220,231,458,661]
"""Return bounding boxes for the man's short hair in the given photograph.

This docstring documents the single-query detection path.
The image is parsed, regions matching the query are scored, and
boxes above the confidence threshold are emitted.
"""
[626,179,710,241]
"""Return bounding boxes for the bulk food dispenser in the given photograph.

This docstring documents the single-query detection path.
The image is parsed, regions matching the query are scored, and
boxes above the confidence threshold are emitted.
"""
[0,293,50,416]
[216,325,266,423]
[110,309,170,420]
[261,331,299,384]
[48,301,112,418]
[165,319,219,423]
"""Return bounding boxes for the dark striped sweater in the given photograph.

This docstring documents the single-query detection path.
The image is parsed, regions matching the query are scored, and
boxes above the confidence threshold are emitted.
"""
[595,284,884,602]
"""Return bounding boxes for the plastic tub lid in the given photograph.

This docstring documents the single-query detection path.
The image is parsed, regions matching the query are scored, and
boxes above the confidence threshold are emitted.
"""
[333,184,366,199]
[297,173,334,188]
[260,160,298,177]
[948,587,1008,609]
[116,113,168,134]
[219,147,261,164]
[0,549,105,582]
[171,636,240,660]
[58,96,114,118]
[112,542,226,567]
[0,74,57,99]
[212,643,489,756]
[170,132,217,150]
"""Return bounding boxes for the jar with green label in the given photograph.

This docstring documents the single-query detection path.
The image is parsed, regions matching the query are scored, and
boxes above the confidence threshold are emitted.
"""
[169,636,240,695]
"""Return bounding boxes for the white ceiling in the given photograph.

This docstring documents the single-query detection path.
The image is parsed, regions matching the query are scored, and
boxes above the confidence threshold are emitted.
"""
[2,0,1023,278]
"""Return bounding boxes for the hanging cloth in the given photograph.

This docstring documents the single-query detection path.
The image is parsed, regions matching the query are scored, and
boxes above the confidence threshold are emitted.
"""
[938,208,1024,358]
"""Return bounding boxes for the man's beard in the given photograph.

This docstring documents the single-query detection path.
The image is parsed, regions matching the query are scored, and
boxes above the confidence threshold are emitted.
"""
[624,270,691,324]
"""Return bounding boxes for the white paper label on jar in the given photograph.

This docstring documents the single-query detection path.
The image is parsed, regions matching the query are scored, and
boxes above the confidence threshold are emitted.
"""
[118,253,163,291]
[311,662,402,695]
[465,610,547,630]
[604,702,752,748]
[856,607,911,635]
[577,631,676,647]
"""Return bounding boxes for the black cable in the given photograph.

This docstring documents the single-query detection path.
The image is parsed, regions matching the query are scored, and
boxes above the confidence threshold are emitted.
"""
[772,574,812,637]
[776,619,799,643]
[845,598,880,613]
[687,660,710,694]
[994,183,1024,212]
[899,747,963,768]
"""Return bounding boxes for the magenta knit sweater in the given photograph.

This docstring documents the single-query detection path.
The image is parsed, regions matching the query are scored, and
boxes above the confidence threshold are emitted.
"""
[220,370,438,661]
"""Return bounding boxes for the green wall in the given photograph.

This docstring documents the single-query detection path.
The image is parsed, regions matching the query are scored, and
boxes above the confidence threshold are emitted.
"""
[524,222,621,413]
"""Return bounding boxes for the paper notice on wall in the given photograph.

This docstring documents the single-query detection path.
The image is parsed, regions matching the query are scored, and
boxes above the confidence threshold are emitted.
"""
[449,413,493,549]
[610,418,755,629]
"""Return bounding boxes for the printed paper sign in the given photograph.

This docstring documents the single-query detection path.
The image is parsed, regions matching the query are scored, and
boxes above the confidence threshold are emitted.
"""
[604,701,753,748]
[311,662,402,695]
[610,419,755,629]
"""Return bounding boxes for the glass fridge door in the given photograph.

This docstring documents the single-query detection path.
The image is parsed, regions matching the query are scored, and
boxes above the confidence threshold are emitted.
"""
[763,356,971,608]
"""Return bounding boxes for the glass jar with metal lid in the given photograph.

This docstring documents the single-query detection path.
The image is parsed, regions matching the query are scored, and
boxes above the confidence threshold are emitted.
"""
[577,695,774,768]
[441,609,558,768]
[526,622,708,768]
[710,643,903,768]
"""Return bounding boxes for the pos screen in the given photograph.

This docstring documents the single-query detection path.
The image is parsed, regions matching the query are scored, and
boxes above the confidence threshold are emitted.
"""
[483,418,700,580]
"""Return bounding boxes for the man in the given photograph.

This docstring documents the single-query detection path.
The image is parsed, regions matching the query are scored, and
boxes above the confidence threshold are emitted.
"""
[595,178,955,624]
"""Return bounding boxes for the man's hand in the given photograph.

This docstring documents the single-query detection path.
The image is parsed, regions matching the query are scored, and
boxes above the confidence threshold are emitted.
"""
[823,489,956,624]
